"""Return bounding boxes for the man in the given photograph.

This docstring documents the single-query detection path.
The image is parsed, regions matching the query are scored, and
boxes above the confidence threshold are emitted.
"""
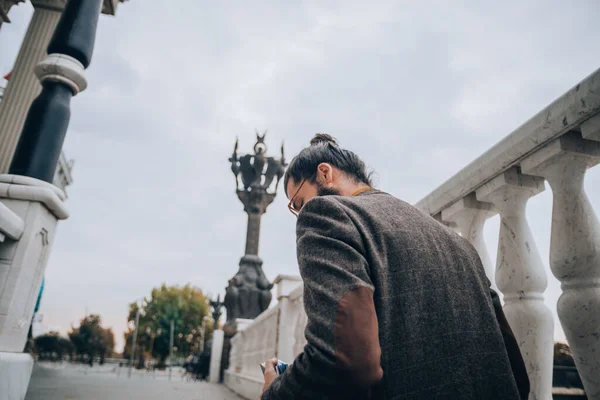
[261,134,529,400]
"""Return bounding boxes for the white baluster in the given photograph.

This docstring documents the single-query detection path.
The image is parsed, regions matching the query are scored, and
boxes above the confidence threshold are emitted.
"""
[521,132,600,398]
[477,167,554,400]
[442,193,497,287]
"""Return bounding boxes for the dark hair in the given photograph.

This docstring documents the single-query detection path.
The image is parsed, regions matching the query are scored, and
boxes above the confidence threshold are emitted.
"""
[284,133,374,196]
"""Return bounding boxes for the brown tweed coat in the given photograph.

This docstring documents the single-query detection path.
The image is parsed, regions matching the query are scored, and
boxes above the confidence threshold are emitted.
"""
[262,189,529,400]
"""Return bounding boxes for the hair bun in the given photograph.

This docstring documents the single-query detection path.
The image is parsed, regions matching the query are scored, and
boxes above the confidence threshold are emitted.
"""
[310,133,338,146]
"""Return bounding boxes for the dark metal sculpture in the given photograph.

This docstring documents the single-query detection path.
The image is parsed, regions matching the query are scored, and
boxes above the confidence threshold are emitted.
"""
[220,132,286,382]
[209,294,224,324]
[224,132,286,324]
[9,0,103,182]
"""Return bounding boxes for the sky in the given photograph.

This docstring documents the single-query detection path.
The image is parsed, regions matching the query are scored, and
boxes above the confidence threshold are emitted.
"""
[1,1,599,353]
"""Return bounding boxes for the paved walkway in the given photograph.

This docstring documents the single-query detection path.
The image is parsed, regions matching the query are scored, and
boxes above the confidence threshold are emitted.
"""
[25,363,243,400]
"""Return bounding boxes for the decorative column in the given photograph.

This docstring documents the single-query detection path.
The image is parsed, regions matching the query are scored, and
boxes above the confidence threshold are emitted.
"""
[521,131,600,399]
[476,167,554,400]
[220,133,286,381]
[442,193,497,287]
[9,0,104,181]
[0,1,108,399]
[0,0,123,173]
[0,1,64,173]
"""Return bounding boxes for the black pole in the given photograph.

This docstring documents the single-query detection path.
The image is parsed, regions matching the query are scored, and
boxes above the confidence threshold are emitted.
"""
[9,0,103,182]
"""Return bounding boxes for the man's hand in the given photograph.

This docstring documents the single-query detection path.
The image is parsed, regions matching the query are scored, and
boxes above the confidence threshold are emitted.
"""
[261,358,278,394]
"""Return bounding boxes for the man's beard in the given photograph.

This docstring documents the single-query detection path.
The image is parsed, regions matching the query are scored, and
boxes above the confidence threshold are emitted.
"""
[316,181,342,196]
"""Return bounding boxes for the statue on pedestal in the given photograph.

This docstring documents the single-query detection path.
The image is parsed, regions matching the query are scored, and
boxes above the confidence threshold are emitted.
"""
[224,132,286,324]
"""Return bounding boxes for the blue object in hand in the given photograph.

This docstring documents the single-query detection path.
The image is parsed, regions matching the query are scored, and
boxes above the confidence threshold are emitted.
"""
[260,360,288,375]
[275,360,288,375]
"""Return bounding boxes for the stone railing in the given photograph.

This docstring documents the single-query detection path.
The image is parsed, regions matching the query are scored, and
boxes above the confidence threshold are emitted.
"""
[225,69,600,400]
[225,275,303,400]
[416,67,600,400]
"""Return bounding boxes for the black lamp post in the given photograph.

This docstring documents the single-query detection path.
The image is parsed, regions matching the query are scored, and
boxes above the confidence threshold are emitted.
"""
[9,0,103,182]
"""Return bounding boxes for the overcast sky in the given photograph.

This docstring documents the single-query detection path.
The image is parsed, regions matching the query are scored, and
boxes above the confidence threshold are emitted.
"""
[1,1,599,352]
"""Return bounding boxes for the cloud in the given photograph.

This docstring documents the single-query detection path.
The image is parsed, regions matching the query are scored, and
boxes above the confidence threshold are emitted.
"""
[1,0,599,351]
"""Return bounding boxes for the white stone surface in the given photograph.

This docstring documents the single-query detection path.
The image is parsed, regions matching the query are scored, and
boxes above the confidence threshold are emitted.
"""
[0,176,67,400]
[581,113,600,142]
[0,176,69,220]
[234,318,253,333]
[416,67,600,217]
[476,167,555,400]
[521,133,600,399]
[442,193,497,288]
[273,274,302,300]
[224,369,263,400]
[0,352,33,400]
[35,54,88,95]
[209,329,224,384]
[0,201,23,241]
[289,285,308,358]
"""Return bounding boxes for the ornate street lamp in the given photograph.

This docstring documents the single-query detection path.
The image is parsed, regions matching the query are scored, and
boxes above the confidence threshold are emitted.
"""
[219,131,286,381]
[223,131,287,324]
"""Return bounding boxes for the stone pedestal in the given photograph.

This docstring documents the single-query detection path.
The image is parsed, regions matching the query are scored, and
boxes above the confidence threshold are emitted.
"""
[0,174,68,400]
[209,329,224,384]
[0,352,33,400]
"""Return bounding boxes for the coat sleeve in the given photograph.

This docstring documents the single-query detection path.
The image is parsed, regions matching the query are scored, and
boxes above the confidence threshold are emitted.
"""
[261,197,383,400]
[489,288,530,400]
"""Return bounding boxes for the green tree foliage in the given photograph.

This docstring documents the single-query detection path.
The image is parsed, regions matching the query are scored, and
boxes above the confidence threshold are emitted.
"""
[68,314,115,362]
[34,331,74,361]
[124,284,213,367]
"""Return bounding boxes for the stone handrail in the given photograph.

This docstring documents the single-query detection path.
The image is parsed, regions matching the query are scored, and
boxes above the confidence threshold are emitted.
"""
[416,68,600,399]
[416,67,600,217]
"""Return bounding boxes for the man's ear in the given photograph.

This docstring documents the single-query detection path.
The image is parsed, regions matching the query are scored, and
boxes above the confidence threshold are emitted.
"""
[317,163,334,184]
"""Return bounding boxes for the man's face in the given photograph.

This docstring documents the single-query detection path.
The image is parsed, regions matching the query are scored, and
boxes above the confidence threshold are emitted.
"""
[286,172,342,216]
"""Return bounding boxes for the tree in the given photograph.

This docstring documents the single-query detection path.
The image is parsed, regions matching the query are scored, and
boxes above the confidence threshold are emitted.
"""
[124,284,212,368]
[34,331,74,361]
[69,314,115,363]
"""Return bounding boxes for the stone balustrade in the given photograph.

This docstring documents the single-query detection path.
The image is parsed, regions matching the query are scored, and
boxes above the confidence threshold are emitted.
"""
[225,69,600,399]
[417,68,600,400]
[225,275,303,399]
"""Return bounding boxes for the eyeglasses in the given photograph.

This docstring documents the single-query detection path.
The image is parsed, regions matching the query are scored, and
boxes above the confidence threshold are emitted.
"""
[287,179,307,217]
